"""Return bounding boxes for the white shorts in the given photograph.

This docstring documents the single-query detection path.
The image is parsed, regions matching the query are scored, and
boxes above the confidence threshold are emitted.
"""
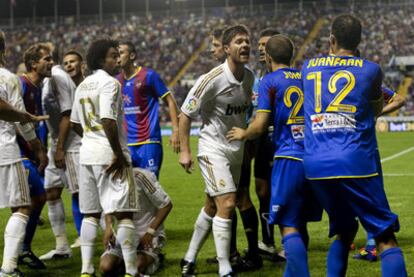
[44,150,80,194]
[197,153,242,197]
[79,164,139,214]
[102,236,165,275]
[0,161,31,208]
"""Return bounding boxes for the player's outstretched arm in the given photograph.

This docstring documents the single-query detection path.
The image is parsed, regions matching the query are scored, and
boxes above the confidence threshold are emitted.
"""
[103,215,116,248]
[163,94,180,153]
[381,93,405,115]
[0,98,49,123]
[226,111,270,142]
[178,113,194,174]
[102,118,130,181]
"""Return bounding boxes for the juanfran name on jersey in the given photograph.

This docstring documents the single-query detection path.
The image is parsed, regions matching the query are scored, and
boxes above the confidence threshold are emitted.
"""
[311,113,356,133]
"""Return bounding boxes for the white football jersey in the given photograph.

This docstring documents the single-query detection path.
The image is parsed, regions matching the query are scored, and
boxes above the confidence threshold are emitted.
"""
[70,69,130,165]
[132,168,171,238]
[0,68,35,165]
[181,60,254,159]
[43,65,81,152]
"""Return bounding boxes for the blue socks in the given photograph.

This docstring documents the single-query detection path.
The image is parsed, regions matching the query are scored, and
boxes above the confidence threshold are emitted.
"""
[327,239,349,277]
[72,194,83,236]
[282,232,310,277]
[380,247,407,277]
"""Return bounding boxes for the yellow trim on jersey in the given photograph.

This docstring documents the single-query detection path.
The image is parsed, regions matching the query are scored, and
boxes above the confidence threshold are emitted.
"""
[124,66,142,81]
[256,109,271,113]
[128,140,161,146]
[307,172,379,180]
[160,91,171,100]
[274,155,303,161]
[194,67,224,98]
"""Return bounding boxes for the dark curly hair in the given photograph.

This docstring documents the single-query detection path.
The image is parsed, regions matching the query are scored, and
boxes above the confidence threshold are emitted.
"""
[86,38,119,71]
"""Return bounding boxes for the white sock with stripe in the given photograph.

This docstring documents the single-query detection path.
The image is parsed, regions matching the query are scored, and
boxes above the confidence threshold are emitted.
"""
[48,199,69,251]
[2,212,29,273]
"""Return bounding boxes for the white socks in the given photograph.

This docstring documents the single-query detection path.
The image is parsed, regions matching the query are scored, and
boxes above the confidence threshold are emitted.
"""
[184,208,213,263]
[117,219,138,276]
[2,212,29,273]
[80,217,99,274]
[48,199,69,251]
[212,216,232,276]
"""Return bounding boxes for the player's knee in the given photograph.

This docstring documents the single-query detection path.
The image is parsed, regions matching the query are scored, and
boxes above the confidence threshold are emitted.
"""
[46,187,62,201]
[13,206,31,216]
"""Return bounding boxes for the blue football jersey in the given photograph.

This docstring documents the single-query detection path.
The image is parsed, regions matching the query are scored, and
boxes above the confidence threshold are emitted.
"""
[302,55,382,179]
[257,67,304,160]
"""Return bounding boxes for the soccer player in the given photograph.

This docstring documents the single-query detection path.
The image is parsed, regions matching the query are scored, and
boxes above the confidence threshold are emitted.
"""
[210,28,226,63]
[63,49,85,248]
[18,43,54,270]
[251,28,281,259]
[70,38,139,277]
[227,34,322,277]
[0,30,48,277]
[100,168,172,276]
[39,44,82,260]
[302,14,407,276]
[179,25,254,277]
[117,41,180,178]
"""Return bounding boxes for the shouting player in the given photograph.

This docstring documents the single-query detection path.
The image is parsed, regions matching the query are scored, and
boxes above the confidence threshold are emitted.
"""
[179,25,254,277]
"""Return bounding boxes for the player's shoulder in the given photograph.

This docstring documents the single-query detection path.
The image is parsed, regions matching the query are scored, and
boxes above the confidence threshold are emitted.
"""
[0,68,20,85]
[195,63,226,89]
[361,58,381,73]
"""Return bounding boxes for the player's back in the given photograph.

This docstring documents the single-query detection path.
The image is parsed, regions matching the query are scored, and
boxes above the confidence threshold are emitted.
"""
[0,68,25,164]
[302,55,382,179]
[72,69,130,165]
[259,68,304,160]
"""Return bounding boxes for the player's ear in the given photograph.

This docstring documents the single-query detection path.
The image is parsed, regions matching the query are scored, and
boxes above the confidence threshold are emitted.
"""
[223,43,230,55]
[130,52,136,61]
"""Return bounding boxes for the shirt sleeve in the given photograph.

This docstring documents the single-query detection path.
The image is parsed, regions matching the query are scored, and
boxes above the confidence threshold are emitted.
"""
[381,86,396,104]
[8,75,37,141]
[180,74,215,119]
[257,75,273,113]
[149,70,170,99]
[134,169,171,209]
[100,79,120,120]
[52,73,74,113]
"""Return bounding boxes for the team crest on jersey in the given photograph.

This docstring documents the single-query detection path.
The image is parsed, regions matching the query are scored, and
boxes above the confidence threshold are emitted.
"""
[272,205,280,212]
[219,179,226,187]
[185,97,198,112]
[123,94,132,105]
[311,113,356,133]
[290,124,304,141]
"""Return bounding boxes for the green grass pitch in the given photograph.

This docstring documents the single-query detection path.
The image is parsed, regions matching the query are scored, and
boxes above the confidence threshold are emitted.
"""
[0,132,412,276]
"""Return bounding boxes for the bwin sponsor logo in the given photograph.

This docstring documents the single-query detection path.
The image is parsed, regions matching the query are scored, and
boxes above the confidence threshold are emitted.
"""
[225,103,250,115]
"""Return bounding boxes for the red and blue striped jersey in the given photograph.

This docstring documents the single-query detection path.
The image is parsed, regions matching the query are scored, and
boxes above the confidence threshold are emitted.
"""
[18,75,48,159]
[117,67,170,146]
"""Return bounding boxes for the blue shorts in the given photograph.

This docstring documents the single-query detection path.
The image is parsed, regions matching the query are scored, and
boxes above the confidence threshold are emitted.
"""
[269,158,322,227]
[22,159,45,197]
[129,144,163,178]
[310,175,399,238]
